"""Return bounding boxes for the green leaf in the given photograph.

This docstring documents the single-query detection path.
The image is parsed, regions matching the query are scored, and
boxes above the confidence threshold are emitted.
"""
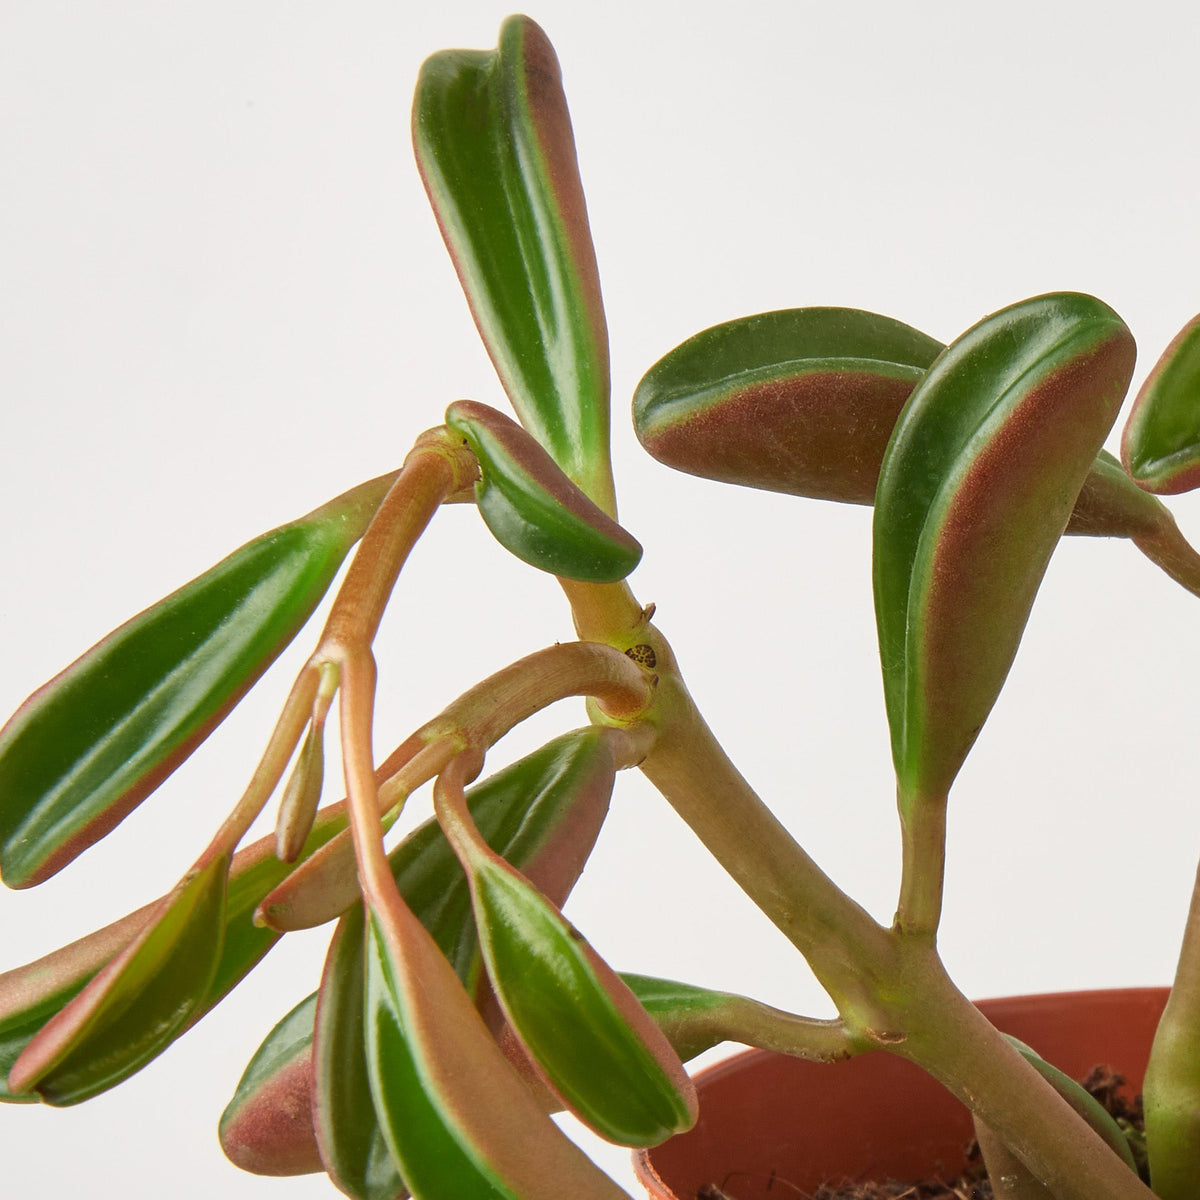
[218,995,324,1178]
[0,476,391,889]
[1122,313,1200,494]
[0,802,349,1106]
[462,856,696,1145]
[634,307,943,502]
[364,899,630,1200]
[874,293,1135,804]
[633,307,1167,543]
[0,906,150,1104]
[311,729,616,1197]
[7,851,231,1104]
[414,16,613,509]
[314,903,407,1200]
[364,911,516,1200]
[446,401,641,583]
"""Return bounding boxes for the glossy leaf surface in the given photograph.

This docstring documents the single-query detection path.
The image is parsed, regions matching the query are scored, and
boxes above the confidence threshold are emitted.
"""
[634,307,1165,544]
[7,851,231,1104]
[310,729,616,1197]
[0,477,388,888]
[875,293,1135,802]
[435,764,693,1148]
[364,911,515,1200]
[364,901,629,1200]
[634,307,943,502]
[447,401,640,582]
[0,805,346,1105]
[464,857,695,1145]
[1122,313,1200,494]
[415,16,613,508]
[0,906,149,1103]
[315,902,406,1200]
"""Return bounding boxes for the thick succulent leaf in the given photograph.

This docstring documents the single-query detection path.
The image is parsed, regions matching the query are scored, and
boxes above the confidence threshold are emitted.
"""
[634,307,943,501]
[364,899,631,1200]
[217,970,798,1182]
[874,293,1135,803]
[0,905,150,1103]
[463,856,696,1145]
[0,476,390,889]
[224,732,616,1189]
[0,803,349,1105]
[7,851,231,1104]
[219,994,324,1177]
[634,308,1165,543]
[315,902,406,1200]
[446,401,640,583]
[1122,313,1200,494]
[364,911,516,1200]
[310,729,616,1197]
[414,16,613,509]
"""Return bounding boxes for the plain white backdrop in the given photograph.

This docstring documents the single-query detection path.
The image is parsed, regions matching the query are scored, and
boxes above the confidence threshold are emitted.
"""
[4,2,1200,1195]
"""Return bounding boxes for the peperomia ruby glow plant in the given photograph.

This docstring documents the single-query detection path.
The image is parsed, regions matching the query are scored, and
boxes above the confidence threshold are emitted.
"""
[4,14,1200,1200]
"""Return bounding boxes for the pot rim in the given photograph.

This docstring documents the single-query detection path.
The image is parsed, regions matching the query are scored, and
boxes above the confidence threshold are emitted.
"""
[633,984,1170,1199]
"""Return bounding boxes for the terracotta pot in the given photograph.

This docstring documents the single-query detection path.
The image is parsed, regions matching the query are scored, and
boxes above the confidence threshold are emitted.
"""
[635,987,1168,1200]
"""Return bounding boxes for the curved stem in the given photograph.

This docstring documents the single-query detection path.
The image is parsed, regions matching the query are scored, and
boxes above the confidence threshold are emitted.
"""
[320,428,477,651]
[406,640,655,752]
[1133,513,1200,599]
[699,999,854,1064]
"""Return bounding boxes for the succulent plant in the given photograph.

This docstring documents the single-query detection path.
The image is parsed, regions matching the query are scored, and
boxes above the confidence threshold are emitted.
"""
[5,11,1200,1200]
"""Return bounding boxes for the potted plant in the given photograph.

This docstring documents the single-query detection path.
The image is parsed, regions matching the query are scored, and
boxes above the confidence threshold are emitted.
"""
[3,8,1200,1200]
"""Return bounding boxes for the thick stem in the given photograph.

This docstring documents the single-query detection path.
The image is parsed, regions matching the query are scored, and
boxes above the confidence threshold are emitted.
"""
[636,647,897,1018]
[897,951,1153,1200]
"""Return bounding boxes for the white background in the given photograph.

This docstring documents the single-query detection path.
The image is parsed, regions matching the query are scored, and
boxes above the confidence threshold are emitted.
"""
[3,2,1200,1195]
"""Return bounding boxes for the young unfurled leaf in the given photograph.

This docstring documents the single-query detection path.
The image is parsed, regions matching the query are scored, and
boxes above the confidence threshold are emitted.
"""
[874,293,1135,805]
[446,401,641,583]
[634,307,943,502]
[1122,313,1200,494]
[277,724,327,863]
[436,771,696,1147]
[7,851,231,1104]
[311,728,617,1197]
[0,474,392,889]
[414,17,614,510]
[218,995,324,1178]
